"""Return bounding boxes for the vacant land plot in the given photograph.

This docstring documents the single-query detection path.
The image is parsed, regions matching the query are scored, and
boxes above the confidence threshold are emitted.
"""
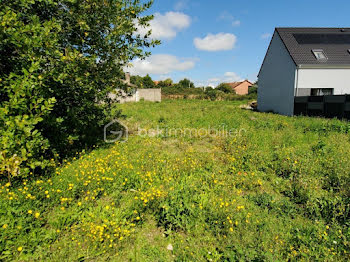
[1,100,350,261]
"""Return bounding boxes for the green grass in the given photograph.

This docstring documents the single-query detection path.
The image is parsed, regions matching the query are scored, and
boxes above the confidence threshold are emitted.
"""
[1,99,350,261]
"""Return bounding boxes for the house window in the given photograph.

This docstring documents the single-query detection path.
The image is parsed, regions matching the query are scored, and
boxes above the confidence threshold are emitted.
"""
[312,49,328,61]
[311,88,333,96]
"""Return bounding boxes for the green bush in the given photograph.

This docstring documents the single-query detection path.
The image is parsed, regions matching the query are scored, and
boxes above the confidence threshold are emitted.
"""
[177,78,195,89]
[0,70,56,180]
[0,0,158,180]
[205,90,222,101]
[162,87,205,95]
[249,85,258,95]
[132,74,156,89]
[216,83,235,94]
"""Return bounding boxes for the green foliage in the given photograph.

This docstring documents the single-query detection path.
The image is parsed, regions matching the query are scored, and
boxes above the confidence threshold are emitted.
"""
[131,74,157,88]
[162,86,205,95]
[130,75,143,86]
[177,78,195,88]
[249,85,258,95]
[162,86,258,101]
[0,0,158,179]
[157,78,173,87]
[142,74,156,88]
[0,68,56,180]
[216,83,235,94]
[205,89,224,101]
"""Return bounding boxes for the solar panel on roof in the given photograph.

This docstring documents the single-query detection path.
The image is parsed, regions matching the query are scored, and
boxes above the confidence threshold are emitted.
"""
[293,34,350,44]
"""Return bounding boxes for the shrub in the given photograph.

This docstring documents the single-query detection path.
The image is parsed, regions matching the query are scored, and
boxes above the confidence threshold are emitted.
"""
[205,90,221,101]
[162,87,205,96]
[216,83,235,94]
[249,85,258,95]
[141,74,156,89]
[157,78,173,87]
[0,70,56,180]
[0,0,158,179]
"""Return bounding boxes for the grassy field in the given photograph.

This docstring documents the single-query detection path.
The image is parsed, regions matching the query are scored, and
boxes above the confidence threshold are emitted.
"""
[1,99,350,261]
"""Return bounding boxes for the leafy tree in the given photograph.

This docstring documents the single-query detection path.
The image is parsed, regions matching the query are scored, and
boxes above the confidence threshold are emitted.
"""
[216,83,235,94]
[163,78,173,87]
[131,74,157,88]
[142,74,156,88]
[157,78,173,87]
[0,0,158,179]
[178,78,195,88]
[131,75,144,87]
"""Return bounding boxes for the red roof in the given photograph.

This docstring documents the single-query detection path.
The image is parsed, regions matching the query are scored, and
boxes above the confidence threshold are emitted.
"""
[225,80,253,89]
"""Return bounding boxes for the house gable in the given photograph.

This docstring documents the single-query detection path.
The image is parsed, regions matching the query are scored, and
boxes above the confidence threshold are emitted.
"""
[257,31,297,115]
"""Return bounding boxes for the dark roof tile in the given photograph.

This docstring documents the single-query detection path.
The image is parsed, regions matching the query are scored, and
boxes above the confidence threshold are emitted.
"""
[276,28,350,65]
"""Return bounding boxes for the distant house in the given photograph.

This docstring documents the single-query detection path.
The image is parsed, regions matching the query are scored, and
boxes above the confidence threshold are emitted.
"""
[258,28,350,116]
[225,80,253,95]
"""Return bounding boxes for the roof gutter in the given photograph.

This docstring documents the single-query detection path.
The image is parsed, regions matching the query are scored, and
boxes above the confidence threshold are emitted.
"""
[298,64,350,69]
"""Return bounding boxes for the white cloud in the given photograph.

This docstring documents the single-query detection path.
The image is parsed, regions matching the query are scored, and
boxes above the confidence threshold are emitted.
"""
[261,33,272,39]
[224,72,241,81]
[136,12,191,40]
[232,20,241,27]
[174,0,189,11]
[194,33,237,51]
[218,11,241,27]
[207,77,220,83]
[218,11,234,21]
[205,72,243,87]
[126,54,196,76]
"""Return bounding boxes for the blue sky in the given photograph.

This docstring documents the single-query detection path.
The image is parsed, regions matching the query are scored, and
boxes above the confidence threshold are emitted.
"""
[128,0,350,87]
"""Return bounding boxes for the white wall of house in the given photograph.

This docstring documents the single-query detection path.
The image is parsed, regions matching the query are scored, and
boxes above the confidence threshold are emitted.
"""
[296,68,350,96]
[258,32,297,116]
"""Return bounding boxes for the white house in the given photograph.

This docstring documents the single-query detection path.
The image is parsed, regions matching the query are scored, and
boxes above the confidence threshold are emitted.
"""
[258,28,350,116]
